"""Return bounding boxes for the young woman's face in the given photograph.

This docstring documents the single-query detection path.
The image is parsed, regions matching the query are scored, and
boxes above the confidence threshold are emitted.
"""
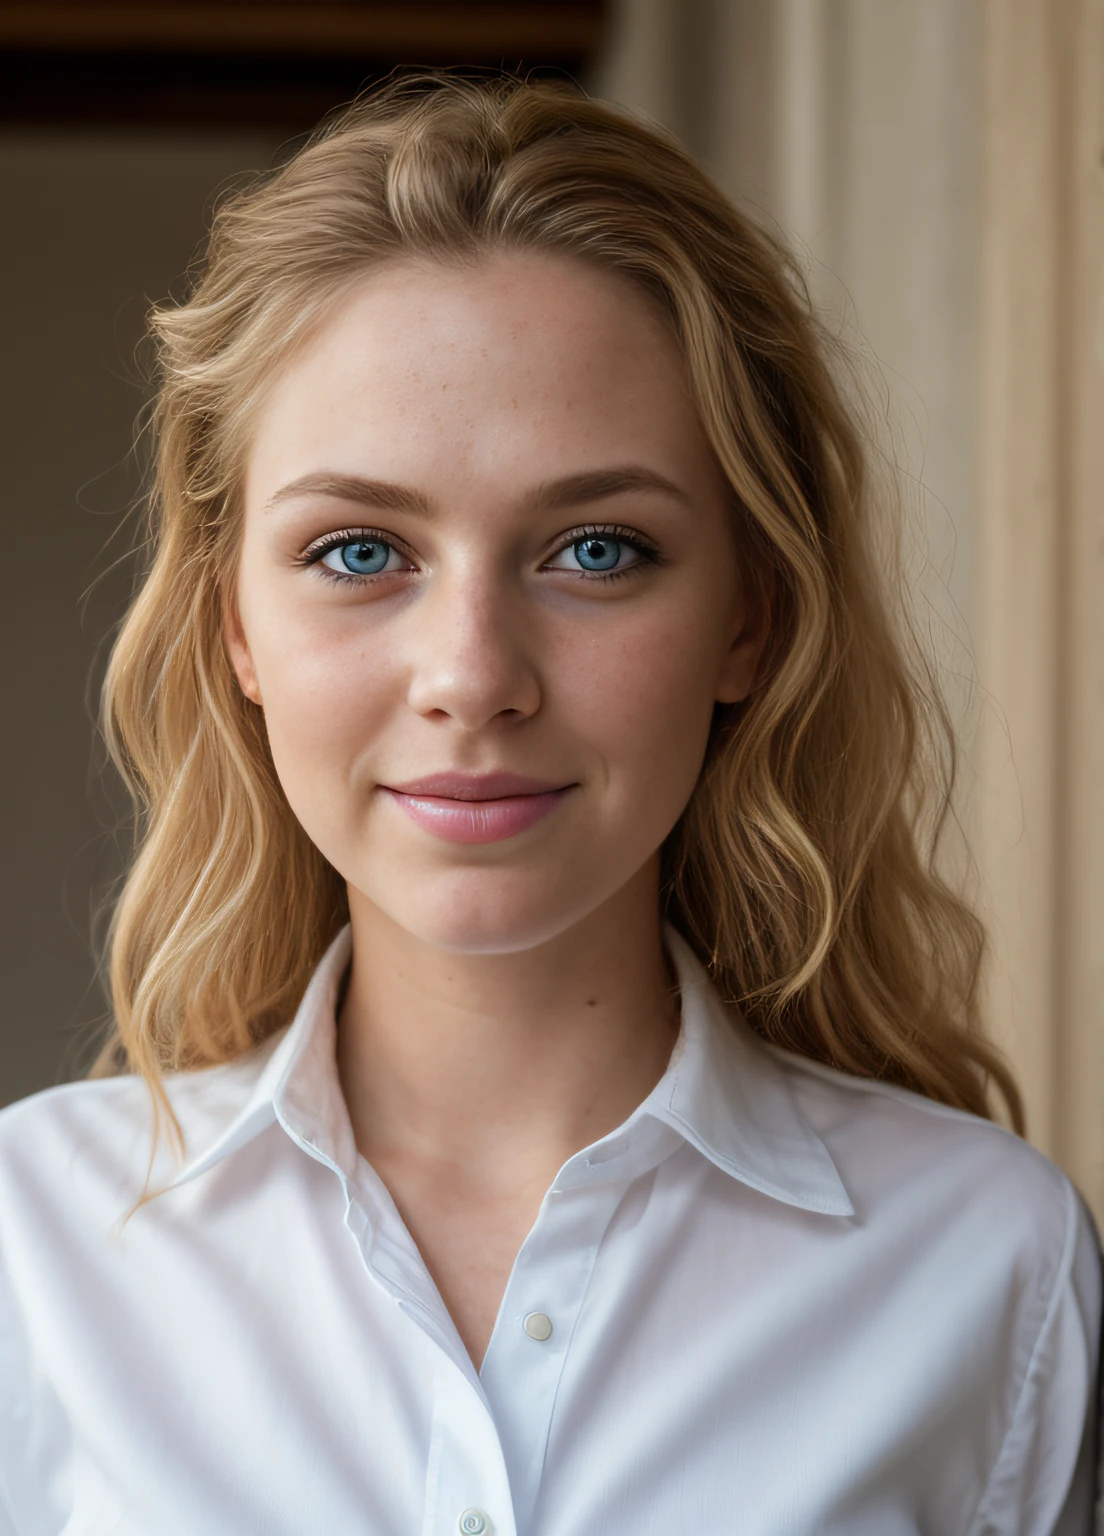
[229,253,762,953]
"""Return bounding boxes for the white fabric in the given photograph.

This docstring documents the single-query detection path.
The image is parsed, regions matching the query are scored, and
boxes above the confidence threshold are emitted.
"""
[0,924,1099,1535]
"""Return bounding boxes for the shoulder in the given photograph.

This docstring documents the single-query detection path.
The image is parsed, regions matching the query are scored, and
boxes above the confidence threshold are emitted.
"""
[0,1040,280,1217]
[0,1073,159,1199]
[773,1047,1102,1416]
[772,1046,1094,1272]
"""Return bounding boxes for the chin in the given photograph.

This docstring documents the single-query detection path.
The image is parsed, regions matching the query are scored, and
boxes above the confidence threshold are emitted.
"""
[357,860,609,956]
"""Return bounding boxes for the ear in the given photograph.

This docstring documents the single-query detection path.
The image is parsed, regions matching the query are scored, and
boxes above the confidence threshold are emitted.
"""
[715,582,770,705]
[222,588,263,706]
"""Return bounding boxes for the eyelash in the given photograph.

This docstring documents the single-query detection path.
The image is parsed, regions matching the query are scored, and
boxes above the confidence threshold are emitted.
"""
[297,523,663,586]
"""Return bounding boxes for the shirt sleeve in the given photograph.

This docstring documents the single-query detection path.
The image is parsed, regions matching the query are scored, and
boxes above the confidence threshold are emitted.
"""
[0,1237,27,1532]
[971,1181,1102,1535]
[0,1235,70,1536]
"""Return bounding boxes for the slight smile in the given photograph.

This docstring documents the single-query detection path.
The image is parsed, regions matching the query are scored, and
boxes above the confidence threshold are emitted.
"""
[381,772,577,845]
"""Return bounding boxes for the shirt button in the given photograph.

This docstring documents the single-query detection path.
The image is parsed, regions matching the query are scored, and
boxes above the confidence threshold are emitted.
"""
[523,1311,553,1341]
[458,1512,491,1535]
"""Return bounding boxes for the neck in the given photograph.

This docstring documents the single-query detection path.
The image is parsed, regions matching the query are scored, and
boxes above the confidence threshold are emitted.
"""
[335,862,679,1197]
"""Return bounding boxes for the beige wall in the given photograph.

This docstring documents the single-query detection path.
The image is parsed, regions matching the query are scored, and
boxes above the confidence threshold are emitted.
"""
[974,0,1104,1209]
[594,0,979,635]
[0,130,280,1106]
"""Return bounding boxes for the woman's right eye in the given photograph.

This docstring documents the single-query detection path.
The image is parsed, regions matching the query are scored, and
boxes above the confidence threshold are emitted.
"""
[318,538,407,577]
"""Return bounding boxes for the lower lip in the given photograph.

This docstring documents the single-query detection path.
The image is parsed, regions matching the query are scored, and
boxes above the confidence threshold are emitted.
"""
[382,787,570,844]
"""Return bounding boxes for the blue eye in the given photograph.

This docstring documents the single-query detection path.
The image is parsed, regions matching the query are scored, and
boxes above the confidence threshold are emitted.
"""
[321,538,393,576]
[544,527,654,579]
[573,536,623,571]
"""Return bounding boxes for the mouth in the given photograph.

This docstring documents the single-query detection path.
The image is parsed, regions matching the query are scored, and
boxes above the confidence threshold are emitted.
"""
[380,772,576,846]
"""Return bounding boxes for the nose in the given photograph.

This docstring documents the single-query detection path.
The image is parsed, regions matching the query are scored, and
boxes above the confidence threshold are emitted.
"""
[404,567,542,730]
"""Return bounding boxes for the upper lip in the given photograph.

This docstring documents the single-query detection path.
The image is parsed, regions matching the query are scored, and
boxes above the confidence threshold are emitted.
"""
[383,772,573,801]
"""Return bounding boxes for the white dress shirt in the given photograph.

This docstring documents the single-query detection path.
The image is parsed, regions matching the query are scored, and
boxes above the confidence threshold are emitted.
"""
[0,924,1099,1535]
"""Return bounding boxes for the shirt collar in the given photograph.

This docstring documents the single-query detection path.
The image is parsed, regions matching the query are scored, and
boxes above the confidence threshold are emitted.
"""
[648,926,852,1215]
[166,922,852,1217]
[165,924,356,1191]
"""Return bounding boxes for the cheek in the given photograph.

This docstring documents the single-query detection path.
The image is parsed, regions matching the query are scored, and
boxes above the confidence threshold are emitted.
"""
[242,594,400,798]
[557,610,722,798]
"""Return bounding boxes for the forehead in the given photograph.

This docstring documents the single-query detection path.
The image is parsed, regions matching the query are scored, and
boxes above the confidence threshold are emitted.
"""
[244,252,715,503]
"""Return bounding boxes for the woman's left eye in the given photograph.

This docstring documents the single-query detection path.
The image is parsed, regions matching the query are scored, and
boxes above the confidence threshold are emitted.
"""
[317,538,407,577]
[545,532,649,577]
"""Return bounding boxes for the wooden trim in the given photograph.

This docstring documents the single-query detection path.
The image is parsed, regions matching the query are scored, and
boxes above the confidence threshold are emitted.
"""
[0,3,605,59]
[0,2,608,129]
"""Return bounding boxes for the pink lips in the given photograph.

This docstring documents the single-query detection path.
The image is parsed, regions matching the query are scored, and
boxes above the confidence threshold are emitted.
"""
[381,772,574,845]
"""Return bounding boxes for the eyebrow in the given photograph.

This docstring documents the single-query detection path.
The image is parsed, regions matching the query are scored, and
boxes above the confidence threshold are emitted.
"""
[263,466,693,517]
[264,473,432,517]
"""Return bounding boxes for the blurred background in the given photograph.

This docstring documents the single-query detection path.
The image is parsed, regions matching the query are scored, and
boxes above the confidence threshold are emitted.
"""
[0,1,1100,1218]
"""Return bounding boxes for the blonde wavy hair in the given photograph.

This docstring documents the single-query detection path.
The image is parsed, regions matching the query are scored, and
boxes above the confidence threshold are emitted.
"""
[94,73,1023,1142]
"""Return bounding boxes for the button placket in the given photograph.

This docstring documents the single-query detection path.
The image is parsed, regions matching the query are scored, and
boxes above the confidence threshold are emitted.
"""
[474,1120,683,1533]
[422,1358,517,1536]
[343,1176,517,1536]
[477,1177,632,1534]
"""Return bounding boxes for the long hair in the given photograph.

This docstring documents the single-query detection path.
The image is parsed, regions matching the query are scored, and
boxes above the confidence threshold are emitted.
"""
[94,73,1023,1141]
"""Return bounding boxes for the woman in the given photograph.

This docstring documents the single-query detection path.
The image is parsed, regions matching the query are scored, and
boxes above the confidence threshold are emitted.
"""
[0,75,1097,1535]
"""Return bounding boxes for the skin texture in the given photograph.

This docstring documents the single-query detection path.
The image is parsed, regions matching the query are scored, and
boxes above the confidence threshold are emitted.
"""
[226,253,765,1367]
